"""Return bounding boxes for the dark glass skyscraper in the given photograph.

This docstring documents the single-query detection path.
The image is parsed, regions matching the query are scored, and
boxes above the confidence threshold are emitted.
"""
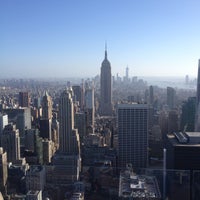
[100,47,112,116]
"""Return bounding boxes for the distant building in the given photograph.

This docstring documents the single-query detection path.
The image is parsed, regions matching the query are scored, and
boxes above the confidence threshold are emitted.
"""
[1,124,21,163]
[167,87,176,109]
[100,47,112,116]
[85,87,95,131]
[118,103,148,170]
[195,59,200,131]
[180,97,196,132]
[168,110,179,133]
[19,92,30,107]
[72,85,84,110]
[149,85,154,105]
[3,108,31,142]
[41,91,52,120]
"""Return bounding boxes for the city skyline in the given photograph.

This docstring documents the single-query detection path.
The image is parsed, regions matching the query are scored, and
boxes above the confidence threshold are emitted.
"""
[1,0,200,78]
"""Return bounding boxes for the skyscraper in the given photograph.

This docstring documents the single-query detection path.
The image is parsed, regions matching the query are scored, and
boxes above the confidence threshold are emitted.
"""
[41,91,52,120]
[85,86,95,131]
[149,85,154,105]
[1,124,21,163]
[72,85,84,110]
[52,89,81,184]
[59,89,80,154]
[19,92,30,107]
[100,46,112,116]
[167,87,176,109]
[118,103,148,170]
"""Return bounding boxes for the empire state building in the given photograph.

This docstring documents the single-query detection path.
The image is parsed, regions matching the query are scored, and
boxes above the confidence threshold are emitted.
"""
[100,47,112,116]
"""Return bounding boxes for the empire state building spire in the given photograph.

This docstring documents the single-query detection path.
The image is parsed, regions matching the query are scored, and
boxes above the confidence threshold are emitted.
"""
[105,42,107,59]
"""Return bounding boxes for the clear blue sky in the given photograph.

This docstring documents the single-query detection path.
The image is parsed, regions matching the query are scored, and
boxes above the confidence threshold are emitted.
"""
[1,0,200,78]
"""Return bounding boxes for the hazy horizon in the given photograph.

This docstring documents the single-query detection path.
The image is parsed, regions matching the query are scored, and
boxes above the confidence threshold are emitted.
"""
[1,0,200,78]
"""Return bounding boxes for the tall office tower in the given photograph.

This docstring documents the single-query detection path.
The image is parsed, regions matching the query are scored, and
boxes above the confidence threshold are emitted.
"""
[0,147,8,195]
[59,89,80,154]
[181,97,196,132]
[195,59,200,131]
[1,124,21,162]
[52,89,81,184]
[41,91,52,120]
[72,85,84,110]
[0,113,8,136]
[118,103,148,170]
[85,86,95,131]
[167,87,176,109]
[100,47,112,116]
[149,85,154,105]
[19,92,30,107]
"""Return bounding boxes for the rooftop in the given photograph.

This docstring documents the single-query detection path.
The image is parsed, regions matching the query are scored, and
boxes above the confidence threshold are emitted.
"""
[119,169,161,199]
[167,132,200,146]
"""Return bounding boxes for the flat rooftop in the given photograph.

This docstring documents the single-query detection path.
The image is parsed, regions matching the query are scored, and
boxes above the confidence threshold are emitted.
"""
[119,170,161,199]
[167,132,200,146]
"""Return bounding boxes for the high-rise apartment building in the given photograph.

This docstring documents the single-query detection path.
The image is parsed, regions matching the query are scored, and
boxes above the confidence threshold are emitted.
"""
[118,103,148,170]
[100,47,112,116]
[1,124,21,162]
[19,92,30,107]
